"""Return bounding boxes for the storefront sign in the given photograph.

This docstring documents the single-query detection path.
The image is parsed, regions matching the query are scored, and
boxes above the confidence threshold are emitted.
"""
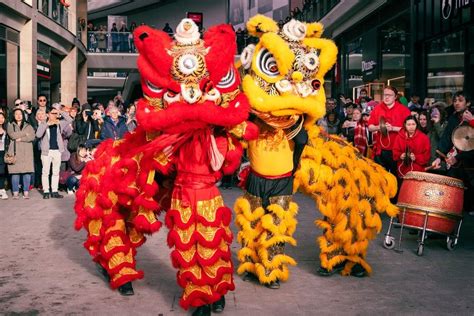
[37,59,51,80]
[361,28,378,82]
[187,12,203,30]
[442,0,473,20]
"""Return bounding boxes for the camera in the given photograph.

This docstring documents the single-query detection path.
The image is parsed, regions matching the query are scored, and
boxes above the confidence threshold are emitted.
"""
[85,110,93,118]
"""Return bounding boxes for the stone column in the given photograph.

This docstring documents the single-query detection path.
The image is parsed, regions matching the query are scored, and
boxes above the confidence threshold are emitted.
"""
[19,20,37,105]
[76,0,88,46]
[6,42,19,107]
[61,47,78,106]
[77,60,88,104]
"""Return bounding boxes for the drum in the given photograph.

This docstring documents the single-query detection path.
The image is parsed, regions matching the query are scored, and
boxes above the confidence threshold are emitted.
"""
[397,171,464,234]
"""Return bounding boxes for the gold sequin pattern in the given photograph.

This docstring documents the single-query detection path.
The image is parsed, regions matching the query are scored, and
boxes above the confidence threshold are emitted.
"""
[221,89,241,107]
[228,121,247,139]
[171,198,193,224]
[182,282,212,300]
[85,192,97,208]
[128,227,145,245]
[144,95,164,110]
[154,152,170,166]
[203,259,230,279]
[112,267,138,282]
[181,265,202,280]
[176,226,196,244]
[105,219,126,234]
[108,249,134,269]
[269,195,293,210]
[104,236,124,253]
[88,219,102,237]
[178,247,197,263]
[196,196,224,222]
[138,206,158,224]
[196,223,219,242]
[243,192,263,210]
[197,244,218,260]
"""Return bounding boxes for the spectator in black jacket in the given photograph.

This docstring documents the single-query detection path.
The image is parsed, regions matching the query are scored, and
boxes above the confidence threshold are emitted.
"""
[432,91,474,214]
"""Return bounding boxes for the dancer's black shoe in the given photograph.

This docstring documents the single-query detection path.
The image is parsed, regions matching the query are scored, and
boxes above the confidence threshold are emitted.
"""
[212,296,225,313]
[95,263,110,283]
[192,304,211,316]
[118,282,134,296]
[242,272,257,282]
[317,261,346,277]
[350,263,367,278]
[264,279,280,289]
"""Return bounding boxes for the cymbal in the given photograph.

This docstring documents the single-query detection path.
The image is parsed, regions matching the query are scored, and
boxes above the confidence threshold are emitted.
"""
[452,125,474,151]
[379,116,388,136]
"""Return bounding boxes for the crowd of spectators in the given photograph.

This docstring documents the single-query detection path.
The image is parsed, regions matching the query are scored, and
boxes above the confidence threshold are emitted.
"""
[1,88,472,214]
[318,88,474,215]
[0,94,137,200]
[87,21,173,53]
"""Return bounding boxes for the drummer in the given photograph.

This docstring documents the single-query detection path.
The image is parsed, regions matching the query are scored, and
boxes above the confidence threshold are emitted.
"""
[368,86,411,174]
[392,115,431,178]
[432,91,474,215]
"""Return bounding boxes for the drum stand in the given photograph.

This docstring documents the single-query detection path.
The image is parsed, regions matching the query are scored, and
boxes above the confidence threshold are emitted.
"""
[383,207,463,256]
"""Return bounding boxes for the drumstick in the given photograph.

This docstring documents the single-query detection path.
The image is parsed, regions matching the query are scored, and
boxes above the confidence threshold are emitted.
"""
[424,165,435,171]
[436,150,448,160]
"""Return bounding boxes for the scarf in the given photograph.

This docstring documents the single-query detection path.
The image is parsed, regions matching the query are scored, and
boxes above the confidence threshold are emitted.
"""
[354,121,368,155]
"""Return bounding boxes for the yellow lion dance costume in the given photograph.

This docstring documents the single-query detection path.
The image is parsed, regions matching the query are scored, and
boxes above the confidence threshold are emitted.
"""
[235,15,398,287]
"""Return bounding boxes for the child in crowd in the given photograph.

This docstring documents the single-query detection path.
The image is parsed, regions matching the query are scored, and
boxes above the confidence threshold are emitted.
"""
[66,144,88,194]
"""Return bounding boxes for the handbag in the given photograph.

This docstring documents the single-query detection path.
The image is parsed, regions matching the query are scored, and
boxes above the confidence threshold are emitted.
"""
[5,140,16,164]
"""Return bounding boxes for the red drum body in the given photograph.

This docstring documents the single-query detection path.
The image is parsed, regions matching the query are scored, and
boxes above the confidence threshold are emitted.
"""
[397,171,464,234]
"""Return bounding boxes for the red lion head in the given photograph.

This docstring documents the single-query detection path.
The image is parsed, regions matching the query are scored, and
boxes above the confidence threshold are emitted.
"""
[134,19,249,134]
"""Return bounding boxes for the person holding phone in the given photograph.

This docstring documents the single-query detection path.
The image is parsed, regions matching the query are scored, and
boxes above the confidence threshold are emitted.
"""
[36,106,72,199]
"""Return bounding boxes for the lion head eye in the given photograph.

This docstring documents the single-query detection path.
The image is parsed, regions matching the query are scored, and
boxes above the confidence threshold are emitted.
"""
[256,48,279,77]
[146,80,163,93]
[216,68,236,89]
[311,79,321,90]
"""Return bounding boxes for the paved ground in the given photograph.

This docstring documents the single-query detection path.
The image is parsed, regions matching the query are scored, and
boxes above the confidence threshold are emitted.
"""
[1,188,473,316]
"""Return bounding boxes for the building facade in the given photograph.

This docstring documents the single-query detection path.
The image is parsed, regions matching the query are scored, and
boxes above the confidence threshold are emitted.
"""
[0,0,88,108]
[317,0,473,102]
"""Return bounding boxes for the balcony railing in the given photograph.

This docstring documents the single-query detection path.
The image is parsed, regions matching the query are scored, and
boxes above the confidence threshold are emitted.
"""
[87,31,138,53]
[38,1,69,30]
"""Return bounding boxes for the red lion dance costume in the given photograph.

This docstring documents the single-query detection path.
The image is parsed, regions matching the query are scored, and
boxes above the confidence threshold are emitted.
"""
[74,19,257,315]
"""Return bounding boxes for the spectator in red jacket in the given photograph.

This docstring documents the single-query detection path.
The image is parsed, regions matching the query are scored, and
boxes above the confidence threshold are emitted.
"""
[393,115,431,178]
[368,86,411,174]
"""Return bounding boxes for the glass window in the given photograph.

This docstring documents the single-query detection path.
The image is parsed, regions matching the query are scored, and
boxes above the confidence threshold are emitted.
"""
[38,0,50,16]
[379,11,411,97]
[37,41,52,101]
[344,37,363,94]
[0,28,20,108]
[426,31,464,100]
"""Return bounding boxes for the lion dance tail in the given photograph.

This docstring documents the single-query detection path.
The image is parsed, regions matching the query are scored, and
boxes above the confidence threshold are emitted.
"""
[295,127,399,275]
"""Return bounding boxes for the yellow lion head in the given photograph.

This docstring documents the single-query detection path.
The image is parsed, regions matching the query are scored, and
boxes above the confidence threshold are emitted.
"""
[240,15,337,126]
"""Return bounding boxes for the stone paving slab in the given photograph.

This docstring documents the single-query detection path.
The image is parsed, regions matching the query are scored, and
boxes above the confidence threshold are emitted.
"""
[1,188,473,315]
